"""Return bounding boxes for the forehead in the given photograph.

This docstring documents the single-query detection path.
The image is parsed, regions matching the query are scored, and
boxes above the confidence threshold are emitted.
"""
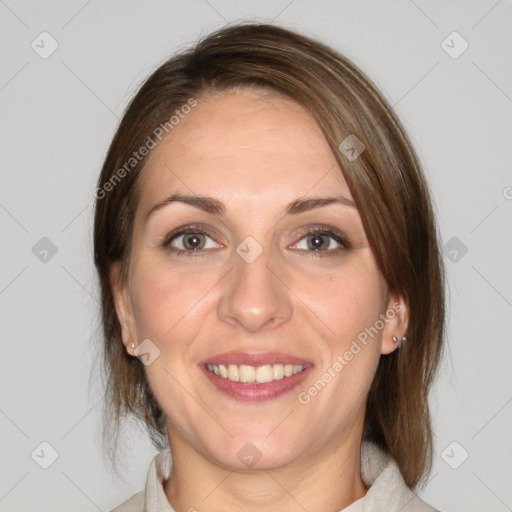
[138,88,352,210]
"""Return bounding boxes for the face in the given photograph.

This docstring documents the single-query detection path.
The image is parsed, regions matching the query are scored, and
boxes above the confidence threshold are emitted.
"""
[111,88,408,470]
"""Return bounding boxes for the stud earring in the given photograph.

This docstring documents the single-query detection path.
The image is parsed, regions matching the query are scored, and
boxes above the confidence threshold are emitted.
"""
[392,336,406,350]
[130,342,135,348]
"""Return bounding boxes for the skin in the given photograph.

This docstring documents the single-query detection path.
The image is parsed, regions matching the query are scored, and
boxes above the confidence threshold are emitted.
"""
[110,87,409,512]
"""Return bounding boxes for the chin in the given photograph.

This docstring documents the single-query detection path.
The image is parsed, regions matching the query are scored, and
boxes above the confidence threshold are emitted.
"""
[201,428,307,472]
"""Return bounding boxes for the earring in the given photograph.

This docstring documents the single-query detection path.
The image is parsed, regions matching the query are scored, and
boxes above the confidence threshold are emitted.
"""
[392,336,406,350]
[130,342,135,348]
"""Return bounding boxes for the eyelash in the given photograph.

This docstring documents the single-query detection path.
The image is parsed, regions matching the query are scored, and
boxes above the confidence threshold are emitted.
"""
[293,226,351,255]
[161,224,219,258]
[161,224,351,257]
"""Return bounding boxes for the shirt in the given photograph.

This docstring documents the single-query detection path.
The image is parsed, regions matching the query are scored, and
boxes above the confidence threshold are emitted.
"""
[110,441,440,512]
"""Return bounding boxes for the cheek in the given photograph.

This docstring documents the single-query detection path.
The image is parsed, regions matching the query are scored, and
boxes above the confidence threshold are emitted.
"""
[128,261,220,419]
[129,260,218,345]
[291,257,386,401]
[295,267,385,424]
[293,258,387,348]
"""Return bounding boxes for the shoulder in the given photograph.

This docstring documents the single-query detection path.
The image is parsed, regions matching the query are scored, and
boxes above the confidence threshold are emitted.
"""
[359,441,441,512]
[109,490,145,512]
[109,448,174,512]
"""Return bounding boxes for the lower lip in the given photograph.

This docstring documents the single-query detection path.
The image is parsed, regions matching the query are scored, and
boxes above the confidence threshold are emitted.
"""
[201,365,312,402]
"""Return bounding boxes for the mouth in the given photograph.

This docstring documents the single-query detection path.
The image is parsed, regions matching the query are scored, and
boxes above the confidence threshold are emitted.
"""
[200,352,313,402]
[206,362,306,383]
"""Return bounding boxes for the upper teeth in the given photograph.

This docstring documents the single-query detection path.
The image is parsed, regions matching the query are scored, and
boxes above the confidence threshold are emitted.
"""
[207,363,306,383]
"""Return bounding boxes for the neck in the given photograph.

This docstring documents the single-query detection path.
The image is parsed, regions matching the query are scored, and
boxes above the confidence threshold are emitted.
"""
[164,431,368,512]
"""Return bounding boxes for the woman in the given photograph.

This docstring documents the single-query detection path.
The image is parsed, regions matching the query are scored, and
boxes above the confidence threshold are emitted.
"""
[95,23,445,512]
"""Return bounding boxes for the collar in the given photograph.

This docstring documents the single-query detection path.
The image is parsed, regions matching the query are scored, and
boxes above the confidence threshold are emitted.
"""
[112,441,437,512]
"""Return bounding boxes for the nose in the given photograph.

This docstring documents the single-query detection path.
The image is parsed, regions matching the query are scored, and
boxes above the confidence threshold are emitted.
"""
[217,243,293,333]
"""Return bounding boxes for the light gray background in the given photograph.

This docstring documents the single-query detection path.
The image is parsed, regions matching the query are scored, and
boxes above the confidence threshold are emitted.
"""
[1,1,511,510]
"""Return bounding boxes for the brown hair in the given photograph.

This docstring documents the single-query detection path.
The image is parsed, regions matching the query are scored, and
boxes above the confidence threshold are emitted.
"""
[93,22,445,488]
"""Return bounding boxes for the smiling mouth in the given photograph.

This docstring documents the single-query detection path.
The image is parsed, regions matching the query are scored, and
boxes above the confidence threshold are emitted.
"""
[206,363,307,384]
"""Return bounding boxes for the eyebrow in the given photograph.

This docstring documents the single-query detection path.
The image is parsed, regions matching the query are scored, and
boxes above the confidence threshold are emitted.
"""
[144,193,356,222]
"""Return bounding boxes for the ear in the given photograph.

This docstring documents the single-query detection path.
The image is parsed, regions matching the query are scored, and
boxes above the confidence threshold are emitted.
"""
[380,292,409,355]
[109,261,137,357]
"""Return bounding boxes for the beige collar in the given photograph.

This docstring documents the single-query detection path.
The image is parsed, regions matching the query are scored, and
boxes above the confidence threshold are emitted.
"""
[111,441,438,512]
